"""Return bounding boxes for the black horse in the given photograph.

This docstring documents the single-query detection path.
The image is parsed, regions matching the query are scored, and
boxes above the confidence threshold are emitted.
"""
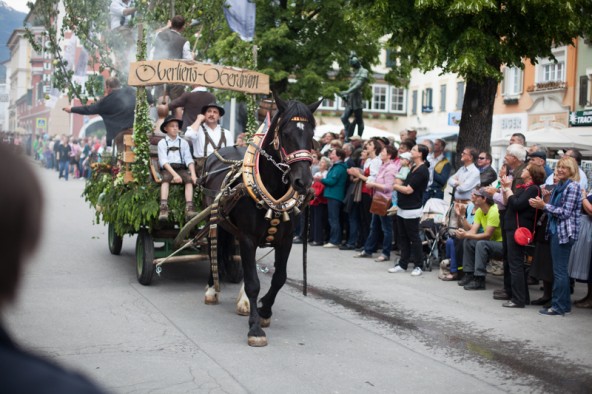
[201,91,321,346]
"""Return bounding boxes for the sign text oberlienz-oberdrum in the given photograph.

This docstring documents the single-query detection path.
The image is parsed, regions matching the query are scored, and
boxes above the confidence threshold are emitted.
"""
[128,60,270,95]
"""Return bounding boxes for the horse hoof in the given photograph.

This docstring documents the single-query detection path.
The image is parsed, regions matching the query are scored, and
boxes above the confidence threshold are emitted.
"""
[204,294,218,305]
[236,302,250,316]
[248,336,268,347]
[260,317,271,328]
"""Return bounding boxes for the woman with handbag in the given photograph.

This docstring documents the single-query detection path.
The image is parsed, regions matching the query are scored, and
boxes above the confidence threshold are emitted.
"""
[347,140,384,250]
[354,145,399,262]
[530,156,582,316]
[388,144,430,276]
[500,164,546,308]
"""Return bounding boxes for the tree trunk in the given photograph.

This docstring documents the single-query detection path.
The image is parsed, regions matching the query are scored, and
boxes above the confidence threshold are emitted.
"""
[456,76,498,168]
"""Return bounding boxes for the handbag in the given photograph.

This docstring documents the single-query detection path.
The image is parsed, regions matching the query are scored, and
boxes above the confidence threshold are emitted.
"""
[514,187,539,246]
[369,193,391,216]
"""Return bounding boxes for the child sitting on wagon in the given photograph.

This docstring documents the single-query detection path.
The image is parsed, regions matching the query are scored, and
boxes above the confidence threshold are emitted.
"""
[157,115,198,221]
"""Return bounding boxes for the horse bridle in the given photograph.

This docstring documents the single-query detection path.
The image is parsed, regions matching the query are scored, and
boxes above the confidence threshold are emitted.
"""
[273,116,314,165]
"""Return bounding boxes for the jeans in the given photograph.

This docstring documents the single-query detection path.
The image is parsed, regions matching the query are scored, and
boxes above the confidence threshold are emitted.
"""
[364,214,393,258]
[327,198,343,245]
[550,234,575,314]
[310,204,328,244]
[346,202,361,247]
[59,160,69,180]
[396,216,422,270]
[463,239,503,277]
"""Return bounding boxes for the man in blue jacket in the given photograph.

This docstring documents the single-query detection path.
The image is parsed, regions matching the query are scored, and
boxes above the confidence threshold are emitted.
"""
[317,148,348,248]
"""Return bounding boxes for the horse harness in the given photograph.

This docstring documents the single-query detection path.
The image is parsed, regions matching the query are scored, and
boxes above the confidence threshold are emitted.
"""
[204,116,314,291]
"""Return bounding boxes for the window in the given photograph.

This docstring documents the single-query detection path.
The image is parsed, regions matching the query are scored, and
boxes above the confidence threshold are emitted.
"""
[385,49,397,68]
[456,81,465,110]
[422,88,433,112]
[390,87,405,113]
[371,85,387,111]
[538,48,566,83]
[503,67,523,97]
[439,84,447,112]
[320,98,337,110]
[411,90,418,115]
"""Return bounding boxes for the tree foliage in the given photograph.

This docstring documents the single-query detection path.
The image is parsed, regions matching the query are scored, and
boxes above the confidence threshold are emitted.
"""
[355,0,592,156]
[202,0,382,103]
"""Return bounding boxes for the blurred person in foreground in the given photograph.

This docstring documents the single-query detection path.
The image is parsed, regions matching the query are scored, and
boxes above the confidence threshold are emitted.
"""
[0,144,106,393]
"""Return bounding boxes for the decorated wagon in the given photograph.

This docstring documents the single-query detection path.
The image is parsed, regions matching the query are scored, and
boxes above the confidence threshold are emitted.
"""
[84,59,270,286]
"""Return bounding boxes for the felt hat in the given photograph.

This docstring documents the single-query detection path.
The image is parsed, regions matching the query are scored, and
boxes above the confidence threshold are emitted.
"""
[160,115,183,133]
[201,102,225,117]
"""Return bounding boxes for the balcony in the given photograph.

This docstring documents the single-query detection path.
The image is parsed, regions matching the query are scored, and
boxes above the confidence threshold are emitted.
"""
[526,81,566,92]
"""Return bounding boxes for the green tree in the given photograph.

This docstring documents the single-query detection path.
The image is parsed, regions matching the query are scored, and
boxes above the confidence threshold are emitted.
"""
[202,0,382,103]
[356,0,591,159]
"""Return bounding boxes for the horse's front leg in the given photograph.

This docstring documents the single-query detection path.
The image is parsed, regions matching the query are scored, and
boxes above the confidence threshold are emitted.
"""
[240,238,267,347]
[258,242,291,328]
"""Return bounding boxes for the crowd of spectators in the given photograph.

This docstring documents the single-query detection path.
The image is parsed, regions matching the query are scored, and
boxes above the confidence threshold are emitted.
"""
[295,129,592,317]
[3,132,108,180]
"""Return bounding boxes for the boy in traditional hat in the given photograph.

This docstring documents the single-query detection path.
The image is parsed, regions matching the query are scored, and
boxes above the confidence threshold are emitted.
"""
[157,115,197,221]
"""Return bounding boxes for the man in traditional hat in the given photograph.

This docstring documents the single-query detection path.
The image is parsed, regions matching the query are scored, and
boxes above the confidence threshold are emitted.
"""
[157,115,197,221]
[185,102,234,158]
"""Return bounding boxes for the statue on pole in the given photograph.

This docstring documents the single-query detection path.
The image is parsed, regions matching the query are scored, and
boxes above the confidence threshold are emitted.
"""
[340,52,369,142]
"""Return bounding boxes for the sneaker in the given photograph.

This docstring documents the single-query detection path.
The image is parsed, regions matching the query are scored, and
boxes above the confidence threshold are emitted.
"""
[354,251,372,258]
[411,267,423,276]
[374,255,389,262]
[339,244,355,250]
[293,236,303,244]
[323,243,339,248]
[388,265,405,273]
[538,308,565,316]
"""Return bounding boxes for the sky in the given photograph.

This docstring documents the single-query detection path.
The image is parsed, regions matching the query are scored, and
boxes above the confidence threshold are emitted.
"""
[3,0,31,13]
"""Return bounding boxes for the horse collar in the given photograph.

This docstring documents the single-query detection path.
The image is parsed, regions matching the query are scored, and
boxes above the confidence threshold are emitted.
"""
[242,132,305,221]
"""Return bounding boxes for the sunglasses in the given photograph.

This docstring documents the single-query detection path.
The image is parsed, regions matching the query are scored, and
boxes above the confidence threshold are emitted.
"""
[478,156,486,160]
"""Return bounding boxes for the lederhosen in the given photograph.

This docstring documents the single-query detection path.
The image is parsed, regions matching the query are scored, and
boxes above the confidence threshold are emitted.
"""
[161,139,192,184]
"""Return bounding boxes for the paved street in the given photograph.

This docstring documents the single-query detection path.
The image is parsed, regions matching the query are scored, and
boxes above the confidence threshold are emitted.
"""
[5,163,592,393]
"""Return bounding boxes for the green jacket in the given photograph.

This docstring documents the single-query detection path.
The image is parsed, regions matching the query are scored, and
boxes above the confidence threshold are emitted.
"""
[321,161,348,202]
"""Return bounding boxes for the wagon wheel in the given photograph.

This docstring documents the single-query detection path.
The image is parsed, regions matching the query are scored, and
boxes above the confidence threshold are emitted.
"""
[108,223,123,255]
[136,229,155,285]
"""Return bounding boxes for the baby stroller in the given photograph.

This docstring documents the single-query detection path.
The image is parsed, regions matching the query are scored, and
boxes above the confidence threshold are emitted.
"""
[419,198,452,271]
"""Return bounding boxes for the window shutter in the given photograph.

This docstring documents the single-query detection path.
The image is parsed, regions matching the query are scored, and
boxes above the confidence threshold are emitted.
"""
[580,76,589,106]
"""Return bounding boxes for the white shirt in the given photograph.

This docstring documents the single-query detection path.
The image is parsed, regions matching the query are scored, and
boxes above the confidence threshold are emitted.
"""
[365,156,382,183]
[110,0,133,30]
[157,135,193,168]
[185,123,234,157]
[448,163,481,200]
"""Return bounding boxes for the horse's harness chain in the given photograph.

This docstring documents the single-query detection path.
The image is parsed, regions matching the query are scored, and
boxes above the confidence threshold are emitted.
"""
[250,142,291,184]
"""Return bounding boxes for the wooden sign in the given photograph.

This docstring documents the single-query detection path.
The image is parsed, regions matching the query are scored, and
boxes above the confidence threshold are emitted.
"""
[128,60,270,95]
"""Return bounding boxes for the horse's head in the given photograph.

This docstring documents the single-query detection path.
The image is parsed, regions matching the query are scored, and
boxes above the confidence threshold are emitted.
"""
[270,91,322,195]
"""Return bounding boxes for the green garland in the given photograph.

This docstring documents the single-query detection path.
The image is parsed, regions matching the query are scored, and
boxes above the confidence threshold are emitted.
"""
[81,11,201,237]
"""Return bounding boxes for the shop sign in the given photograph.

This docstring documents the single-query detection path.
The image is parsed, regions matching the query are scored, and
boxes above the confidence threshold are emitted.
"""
[569,110,592,127]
